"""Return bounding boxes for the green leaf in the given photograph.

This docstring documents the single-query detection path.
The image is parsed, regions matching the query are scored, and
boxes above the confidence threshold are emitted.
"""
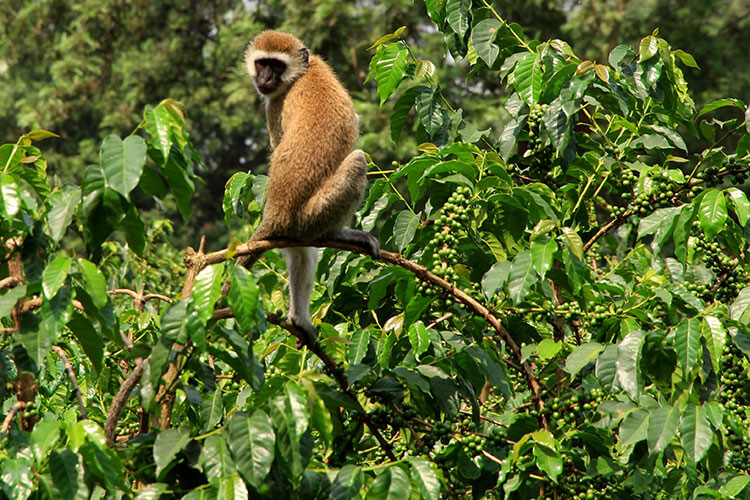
[216,473,249,499]
[193,264,225,324]
[367,26,407,50]
[514,52,543,106]
[408,321,430,357]
[67,314,104,374]
[331,465,364,500]
[508,251,537,304]
[134,484,168,500]
[161,300,189,344]
[730,287,750,322]
[392,210,420,253]
[698,98,745,118]
[561,227,583,259]
[270,383,309,477]
[143,105,173,161]
[47,186,81,241]
[725,187,750,227]
[720,475,750,498]
[638,35,658,62]
[674,317,701,377]
[647,404,680,454]
[371,43,409,106]
[2,456,32,500]
[49,450,81,499]
[415,87,444,137]
[446,0,470,38]
[702,315,726,375]
[530,238,556,279]
[31,418,61,462]
[0,174,21,220]
[163,152,195,221]
[228,265,260,332]
[679,404,713,463]
[367,464,411,499]
[565,342,604,377]
[100,134,146,198]
[76,259,108,309]
[0,285,26,319]
[533,444,562,482]
[619,408,649,446]
[470,19,501,66]
[672,49,699,69]
[390,87,420,144]
[227,410,275,488]
[616,330,645,400]
[481,260,510,298]
[43,256,72,300]
[698,188,727,239]
[349,329,371,365]
[153,427,190,478]
[408,458,440,500]
[537,339,562,360]
[201,434,235,479]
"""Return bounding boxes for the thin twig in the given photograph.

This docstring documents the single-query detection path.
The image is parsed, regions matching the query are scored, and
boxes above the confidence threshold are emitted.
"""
[1,401,26,433]
[51,345,87,420]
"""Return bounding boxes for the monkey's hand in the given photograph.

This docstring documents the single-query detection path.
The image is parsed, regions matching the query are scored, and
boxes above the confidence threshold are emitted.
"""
[330,228,381,259]
[361,232,381,259]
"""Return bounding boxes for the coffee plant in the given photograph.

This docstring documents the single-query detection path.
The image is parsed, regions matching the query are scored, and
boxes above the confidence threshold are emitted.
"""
[1,1,750,498]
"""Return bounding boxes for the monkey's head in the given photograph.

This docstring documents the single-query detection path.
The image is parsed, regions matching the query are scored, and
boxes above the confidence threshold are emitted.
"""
[245,31,310,97]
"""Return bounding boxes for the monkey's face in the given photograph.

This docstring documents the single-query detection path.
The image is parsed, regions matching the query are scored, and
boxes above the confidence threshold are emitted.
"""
[254,58,288,95]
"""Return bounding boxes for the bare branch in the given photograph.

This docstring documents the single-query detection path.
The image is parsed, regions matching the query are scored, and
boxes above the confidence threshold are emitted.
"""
[51,345,87,420]
[1,401,26,433]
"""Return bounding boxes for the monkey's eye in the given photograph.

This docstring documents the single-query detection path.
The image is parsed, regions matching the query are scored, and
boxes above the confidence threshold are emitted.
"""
[256,58,287,73]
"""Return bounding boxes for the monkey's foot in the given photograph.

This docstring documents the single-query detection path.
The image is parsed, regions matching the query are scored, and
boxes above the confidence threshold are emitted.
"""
[286,318,318,348]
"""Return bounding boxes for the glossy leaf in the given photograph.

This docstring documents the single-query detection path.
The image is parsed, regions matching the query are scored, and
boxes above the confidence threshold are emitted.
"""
[227,410,275,488]
[153,427,190,477]
[679,404,712,463]
[470,19,501,66]
[43,256,72,300]
[674,317,701,377]
[647,404,680,454]
[698,188,727,239]
[193,264,225,324]
[100,134,146,198]
[508,250,537,304]
[616,330,645,400]
[514,52,543,106]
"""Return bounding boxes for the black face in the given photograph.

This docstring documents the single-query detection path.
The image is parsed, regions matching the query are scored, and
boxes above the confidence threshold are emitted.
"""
[255,58,287,95]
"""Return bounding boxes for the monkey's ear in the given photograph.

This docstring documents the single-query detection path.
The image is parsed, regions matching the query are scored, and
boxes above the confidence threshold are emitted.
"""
[299,47,310,66]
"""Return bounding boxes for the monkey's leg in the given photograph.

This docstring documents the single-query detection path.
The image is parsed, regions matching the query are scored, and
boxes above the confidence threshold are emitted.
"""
[282,246,319,342]
[304,150,381,258]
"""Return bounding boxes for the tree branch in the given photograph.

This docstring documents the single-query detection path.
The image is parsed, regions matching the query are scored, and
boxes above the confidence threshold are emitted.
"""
[51,345,87,420]
[212,237,547,429]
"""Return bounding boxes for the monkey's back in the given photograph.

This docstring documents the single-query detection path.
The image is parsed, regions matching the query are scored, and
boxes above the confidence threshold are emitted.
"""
[263,55,361,239]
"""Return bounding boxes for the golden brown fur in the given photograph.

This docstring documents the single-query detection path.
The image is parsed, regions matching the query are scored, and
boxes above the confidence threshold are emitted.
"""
[238,31,379,339]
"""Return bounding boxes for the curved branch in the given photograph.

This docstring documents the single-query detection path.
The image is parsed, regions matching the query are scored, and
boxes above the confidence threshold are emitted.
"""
[1,401,26,433]
[51,345,87,420]
[0,276,21,291]
[105,360,143,446]
[212,237,547,428]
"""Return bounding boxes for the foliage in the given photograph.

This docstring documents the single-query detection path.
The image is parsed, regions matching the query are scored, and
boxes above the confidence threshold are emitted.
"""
[2,1,750,499]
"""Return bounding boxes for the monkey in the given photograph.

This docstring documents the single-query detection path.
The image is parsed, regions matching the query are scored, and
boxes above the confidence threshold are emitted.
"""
[237,30,380,342]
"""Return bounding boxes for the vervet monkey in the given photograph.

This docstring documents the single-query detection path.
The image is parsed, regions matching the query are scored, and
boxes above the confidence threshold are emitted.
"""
[239,30,380,341]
